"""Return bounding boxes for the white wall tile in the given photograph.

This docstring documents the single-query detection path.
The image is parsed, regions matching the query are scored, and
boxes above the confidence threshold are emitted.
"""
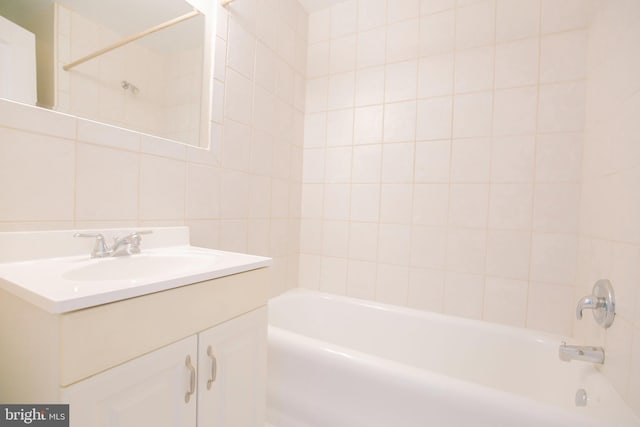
[386,19,420,62]
[76,144,138,221]
[541,0,591,34]
[421,0,455,15]
[492,86,538,136]
[444,271,484,319]
[352,144,382,182]
[408,267,445,312]
[330,0,358,39]
[412,184,449,226]
[139,155,186,220]
[224,69,253,125]
[448,183,490,228]
[305,77,329,113]
[303,148,325,183]
[357,28,387,68]
[410,226,447,269]
[299,253,322,289]
[490,135,535,182]
[416,97,453,140]
[304,113,327,148]
[227,17,256,78]
[380,183,413,223]
[495,0,540,42]
[483,277,528,327]
[347,259,378,299]
[349,222,379,261]
[382,142,415,182]
[355,66,386,106]
[530,232,578,285]
[324,146,352,182]
[455,0,496,50]
[354,106,383,144]
[454,46,495,93]
[414,140,451,183]
[377,223,412,265]
[350,183,380,222]
[323,183,351,220]
[527,282,574,335]
[0,129,75,222]
[446,228,487,274]
[322,220,350,257]
[385,60,418,102]
[326,109,354,146]
[419,10,455,56]
[533,182,581,233]
[451,138,491,182]
[308,8,330,43]
[453,92,493,138]
[307,41,330,78]
[383,101,417,142]
[418,53,454,97]
[495,38,539,89]
[319,256,348,294]
[301,183,324,219]
[488,183,533,230]
[486,229,531,280]
[328,72,356,109]
[376,263,410,305]
[300,219,324,254]
[538,81,587,133]
[388,0,420,23]
[358,0,387,31]
[540,30,588,83]
[330,35,357,73]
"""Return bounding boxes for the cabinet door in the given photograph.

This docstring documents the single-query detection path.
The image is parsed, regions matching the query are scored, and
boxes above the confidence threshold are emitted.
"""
[61,336,198,427]
[197,307,267,427]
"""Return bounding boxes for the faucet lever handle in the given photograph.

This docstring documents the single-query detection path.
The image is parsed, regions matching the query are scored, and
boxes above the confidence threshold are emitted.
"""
[575,280,616,328]
[73,232,110,257]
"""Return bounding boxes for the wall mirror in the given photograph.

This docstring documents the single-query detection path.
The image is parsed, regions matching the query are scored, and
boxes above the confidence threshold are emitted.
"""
[0,0,213,148]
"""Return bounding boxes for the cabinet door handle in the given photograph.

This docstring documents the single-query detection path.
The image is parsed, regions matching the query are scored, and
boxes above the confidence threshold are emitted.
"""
[185,355,196,403]
[206,345,217,390]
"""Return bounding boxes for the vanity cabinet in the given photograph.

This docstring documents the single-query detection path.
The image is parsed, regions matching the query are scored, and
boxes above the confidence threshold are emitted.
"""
[61,307,267,427]
[0,267,270,427]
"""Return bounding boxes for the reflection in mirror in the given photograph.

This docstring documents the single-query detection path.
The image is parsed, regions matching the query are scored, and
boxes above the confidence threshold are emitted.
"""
[0,0,210,148]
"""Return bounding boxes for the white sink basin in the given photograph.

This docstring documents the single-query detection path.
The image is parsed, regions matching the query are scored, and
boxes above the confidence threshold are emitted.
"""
[0,228,271,313]
[62,251,220,282]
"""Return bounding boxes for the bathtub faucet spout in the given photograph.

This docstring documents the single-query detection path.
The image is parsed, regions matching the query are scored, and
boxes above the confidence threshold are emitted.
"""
[559,342,604,364]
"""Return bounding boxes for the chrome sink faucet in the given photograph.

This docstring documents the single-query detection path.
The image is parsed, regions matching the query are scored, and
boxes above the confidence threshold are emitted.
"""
[74,230,152,258]
[559,342,605,364]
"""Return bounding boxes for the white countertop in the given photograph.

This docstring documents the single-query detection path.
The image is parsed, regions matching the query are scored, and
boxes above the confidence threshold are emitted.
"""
[0,227,271,313]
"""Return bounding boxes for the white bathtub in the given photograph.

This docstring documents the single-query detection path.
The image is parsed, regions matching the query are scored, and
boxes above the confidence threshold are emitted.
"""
[266,289,639,427]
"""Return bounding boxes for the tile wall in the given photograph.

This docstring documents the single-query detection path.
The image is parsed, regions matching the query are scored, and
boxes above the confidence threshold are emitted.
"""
[576,0,640,413]
[0,0,308,297]
[300,0,591,336]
